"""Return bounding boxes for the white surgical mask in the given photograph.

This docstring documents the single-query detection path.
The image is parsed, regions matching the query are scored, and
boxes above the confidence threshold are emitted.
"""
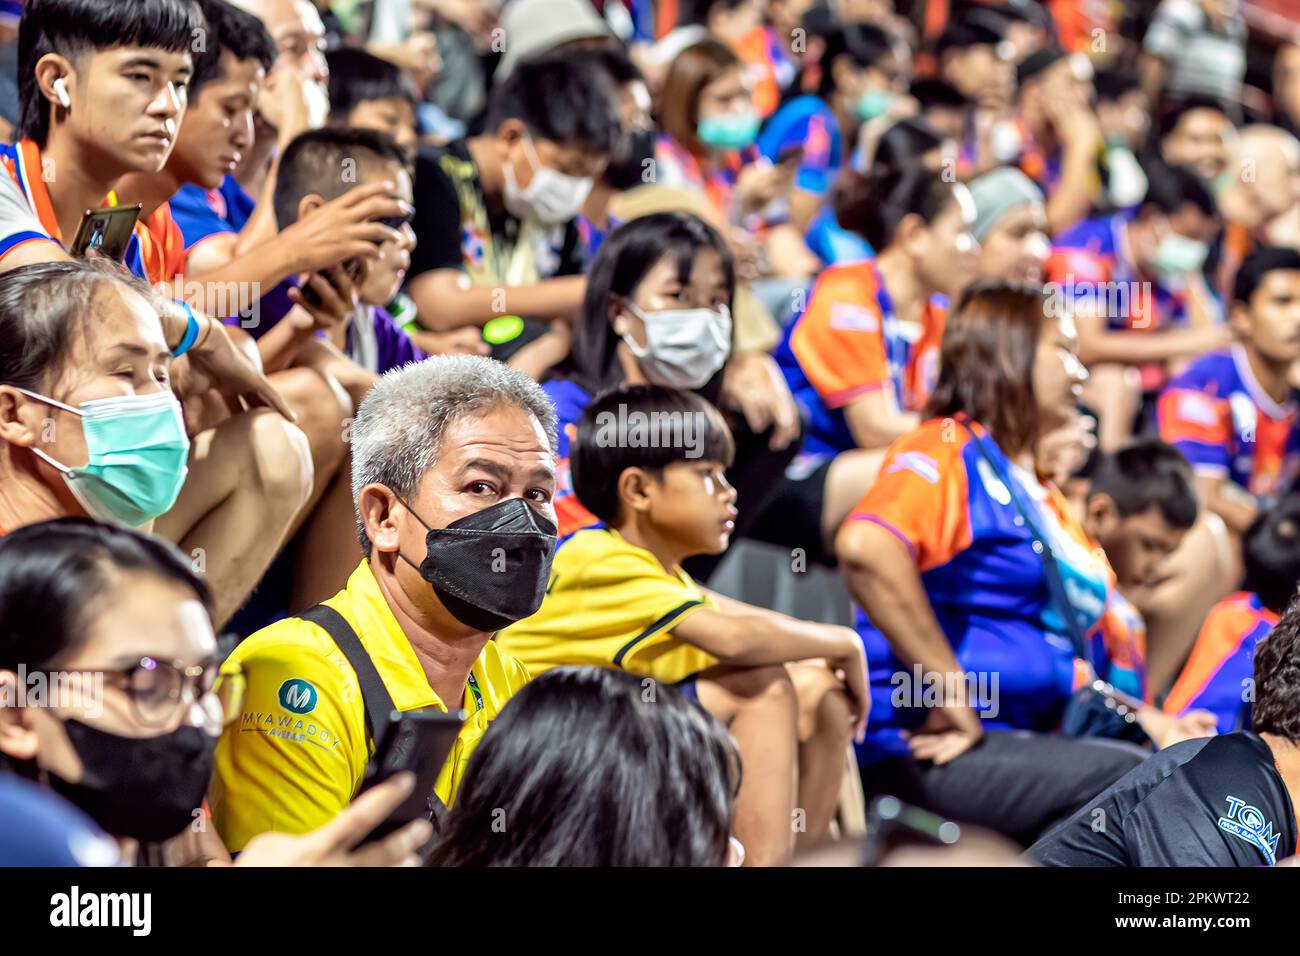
[621,301,732,390]
[502,134,594,226]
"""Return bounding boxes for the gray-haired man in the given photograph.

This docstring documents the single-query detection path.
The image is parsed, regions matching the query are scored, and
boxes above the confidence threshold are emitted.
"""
[209,355,557,852]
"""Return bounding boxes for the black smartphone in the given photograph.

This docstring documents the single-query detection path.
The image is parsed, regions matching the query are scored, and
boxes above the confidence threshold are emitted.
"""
[859,795,961,866]
[298,256,366,310]
[355,707,464,844]
[69,204,142,261]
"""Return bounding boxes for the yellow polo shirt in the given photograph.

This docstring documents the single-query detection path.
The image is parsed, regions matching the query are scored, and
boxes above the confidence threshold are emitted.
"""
[208,560,530,852]
[497,526,718,685]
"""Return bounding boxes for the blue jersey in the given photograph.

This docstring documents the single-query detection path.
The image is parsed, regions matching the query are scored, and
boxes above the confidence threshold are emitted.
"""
[848,417,1111,763]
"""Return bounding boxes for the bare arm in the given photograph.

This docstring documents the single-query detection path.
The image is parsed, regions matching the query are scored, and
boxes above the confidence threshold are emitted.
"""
[408,269,586,331]
[1075,309,1231,367]
[843,390,920,450]
[836,520,960,677]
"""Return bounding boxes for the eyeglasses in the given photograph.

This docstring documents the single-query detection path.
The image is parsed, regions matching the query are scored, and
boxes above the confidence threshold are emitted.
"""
[52,657,244,731]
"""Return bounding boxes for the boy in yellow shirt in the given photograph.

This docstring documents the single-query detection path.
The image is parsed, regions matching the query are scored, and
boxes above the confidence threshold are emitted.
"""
[499,385,869,866]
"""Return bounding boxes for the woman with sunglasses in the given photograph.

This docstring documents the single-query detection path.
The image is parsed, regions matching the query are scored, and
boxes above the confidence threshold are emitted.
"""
[0,517,428,866]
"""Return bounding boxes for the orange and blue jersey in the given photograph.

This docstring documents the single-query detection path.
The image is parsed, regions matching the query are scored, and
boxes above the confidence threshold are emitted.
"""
[775,259,945,458]
[542,378,602,538]
[756,95,842,197]
[1048,213,1198,334]
[1094,585,1149,702]
[848,416,1112,763]
[1164,591,1278,733]
[1157,346,1300,502]
[0,138,185,284]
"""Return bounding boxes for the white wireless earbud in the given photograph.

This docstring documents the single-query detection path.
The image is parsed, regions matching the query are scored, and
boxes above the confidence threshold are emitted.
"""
[52,77,70,109]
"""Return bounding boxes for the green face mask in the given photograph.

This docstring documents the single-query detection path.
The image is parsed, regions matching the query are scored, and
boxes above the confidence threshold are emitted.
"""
[696,111,761,151]
[19,387,190,527]
[856,89,894,122]
[1148,231,1209,286]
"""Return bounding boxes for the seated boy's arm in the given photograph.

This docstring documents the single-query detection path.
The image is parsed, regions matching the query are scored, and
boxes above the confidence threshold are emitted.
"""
[673,602,858,667]
[408,269,586,332]
[209,641,364,852]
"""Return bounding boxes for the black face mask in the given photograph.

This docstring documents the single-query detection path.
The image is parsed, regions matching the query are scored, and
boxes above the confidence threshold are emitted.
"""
[603,126,658,192]
[48,720,216,843]
[398,496,558,633]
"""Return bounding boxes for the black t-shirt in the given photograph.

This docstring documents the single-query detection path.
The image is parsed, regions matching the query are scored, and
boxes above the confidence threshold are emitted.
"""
[1029,732,1297,867]
[406,138,585,283]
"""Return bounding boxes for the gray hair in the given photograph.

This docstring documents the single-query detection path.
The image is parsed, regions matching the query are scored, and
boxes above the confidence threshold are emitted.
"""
[350,355,559,554]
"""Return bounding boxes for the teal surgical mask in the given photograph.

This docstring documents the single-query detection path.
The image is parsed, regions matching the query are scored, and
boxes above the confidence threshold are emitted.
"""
[1149,231,1209,285]
[697,111,760,151]
[856,89,894,122]
[18,387,190,527]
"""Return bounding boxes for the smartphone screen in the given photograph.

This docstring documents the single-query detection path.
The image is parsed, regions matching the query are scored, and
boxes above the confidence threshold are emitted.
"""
[69,205,142,262]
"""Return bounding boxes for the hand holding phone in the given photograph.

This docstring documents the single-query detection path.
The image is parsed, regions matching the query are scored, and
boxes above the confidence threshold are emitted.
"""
[69,205,142,261]
[355,708,465,845]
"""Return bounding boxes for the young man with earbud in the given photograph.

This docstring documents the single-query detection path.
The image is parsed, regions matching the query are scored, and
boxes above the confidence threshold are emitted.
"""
[0,0,198,283]
[0,0,324,635]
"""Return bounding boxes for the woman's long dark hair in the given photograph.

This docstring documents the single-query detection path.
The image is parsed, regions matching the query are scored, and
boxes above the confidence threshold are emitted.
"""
[924,280,1049,459]
[567,212,736,397]
[427,666,741,867]
[0,517,212,672]
[831,119,953,251]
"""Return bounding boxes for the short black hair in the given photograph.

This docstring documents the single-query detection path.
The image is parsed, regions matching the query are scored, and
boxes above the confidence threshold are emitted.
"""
[1093,65,1141,104]
[1156,93,1240,142]
[326,47,416,122]
[1252,585,1300,743]
[1138,159,1218,219]
[1243,496,1300,615]
[272,126,409,229]
[427,666,740,866]
[484,54,621,156]
[188,0,275,104]
[571,385,736,526]
[17,0,206,147]
[935,15,1003,56]
[910,77,970,111]
[816,23,895,100]
[1087,439,1198,529]
[1233,246,1300,306]
[1015,46,1064,87]
[565,44,644,89]
[0,517,213,672]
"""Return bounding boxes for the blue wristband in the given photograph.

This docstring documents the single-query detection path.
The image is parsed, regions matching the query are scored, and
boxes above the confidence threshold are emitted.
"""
[171,300,200,357]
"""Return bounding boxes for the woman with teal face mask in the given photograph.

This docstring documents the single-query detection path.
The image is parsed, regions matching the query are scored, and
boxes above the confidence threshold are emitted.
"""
[756,21,912,244]
[655,38,820,285]
[0,263,198,536]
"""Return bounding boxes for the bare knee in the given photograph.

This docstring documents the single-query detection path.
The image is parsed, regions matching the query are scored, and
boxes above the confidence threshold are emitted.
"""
[789,662,852,741]
[270,367,351,474]
[238,408,314,510]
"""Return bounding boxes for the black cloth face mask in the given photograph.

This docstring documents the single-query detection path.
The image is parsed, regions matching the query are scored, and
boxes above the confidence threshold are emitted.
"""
[603,126,658,192]
[48,720,216,843]
[397,495,558,633]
